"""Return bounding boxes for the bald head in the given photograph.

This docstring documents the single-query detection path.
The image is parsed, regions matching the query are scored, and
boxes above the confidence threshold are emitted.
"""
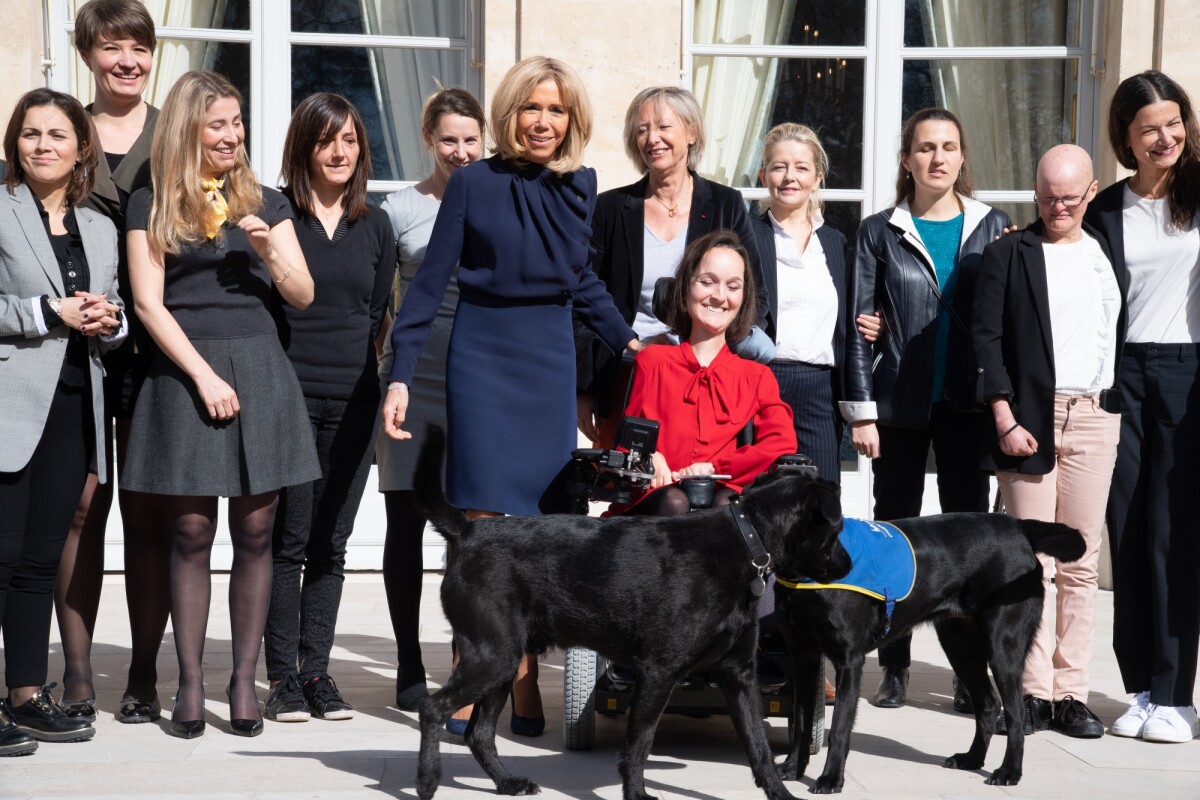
[1035,144,1098,243]
[1037,144,1093,187]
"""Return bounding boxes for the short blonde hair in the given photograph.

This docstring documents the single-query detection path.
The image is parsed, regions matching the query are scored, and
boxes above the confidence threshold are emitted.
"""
[622,86,705,175]
[148,71,262,255]
[490,57,591,175]
[756,122,829,216]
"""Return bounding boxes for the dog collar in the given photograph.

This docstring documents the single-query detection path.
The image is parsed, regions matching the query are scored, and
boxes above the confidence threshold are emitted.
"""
[728,496,772,597]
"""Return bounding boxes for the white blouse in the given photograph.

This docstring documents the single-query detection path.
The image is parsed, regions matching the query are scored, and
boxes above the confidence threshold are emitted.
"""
[1122,186,1200,343]
[771,211,837,365]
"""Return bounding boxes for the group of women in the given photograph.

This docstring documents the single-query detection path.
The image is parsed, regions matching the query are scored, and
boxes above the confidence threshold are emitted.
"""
[1,0,1197,759]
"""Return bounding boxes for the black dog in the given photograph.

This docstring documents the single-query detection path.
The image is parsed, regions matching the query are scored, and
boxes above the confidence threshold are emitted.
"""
[767,472,1085,793]
[412,426,810,800]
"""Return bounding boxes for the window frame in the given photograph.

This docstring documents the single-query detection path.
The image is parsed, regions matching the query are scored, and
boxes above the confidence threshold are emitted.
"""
[48,0,483,193]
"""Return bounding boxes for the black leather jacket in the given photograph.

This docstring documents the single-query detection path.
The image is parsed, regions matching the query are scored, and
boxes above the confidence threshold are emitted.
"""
[842,198,1011,431]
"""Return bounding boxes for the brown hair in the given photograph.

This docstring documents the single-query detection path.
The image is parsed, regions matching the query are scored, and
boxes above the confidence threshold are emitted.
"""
[622,86,705,174]
[421,86,486,143]
[1108,70,1200,230]
[894,107,975,205]
[73,0,157,54]
[281,92,372,222]
[490,56,592,175]
[665,230,758,344]
[4,88,98,204]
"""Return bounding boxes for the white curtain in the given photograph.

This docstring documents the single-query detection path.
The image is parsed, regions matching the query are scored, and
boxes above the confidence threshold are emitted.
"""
[692,0,797,188]
[913,0,1075,190]
[70,0,227,107]
[363,0,465,181]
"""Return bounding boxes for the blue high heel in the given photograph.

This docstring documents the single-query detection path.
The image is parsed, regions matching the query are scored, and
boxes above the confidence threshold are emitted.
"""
[445,716,469,736]
[509,690,545,738]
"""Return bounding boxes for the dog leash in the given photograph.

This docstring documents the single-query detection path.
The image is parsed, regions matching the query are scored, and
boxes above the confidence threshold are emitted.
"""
[728,496,772,597]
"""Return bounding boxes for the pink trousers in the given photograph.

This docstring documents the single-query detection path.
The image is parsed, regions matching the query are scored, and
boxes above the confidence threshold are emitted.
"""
[997,394,1120,702]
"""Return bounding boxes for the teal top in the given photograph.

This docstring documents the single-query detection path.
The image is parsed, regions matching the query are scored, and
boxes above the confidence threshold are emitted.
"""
[913,214,964,403]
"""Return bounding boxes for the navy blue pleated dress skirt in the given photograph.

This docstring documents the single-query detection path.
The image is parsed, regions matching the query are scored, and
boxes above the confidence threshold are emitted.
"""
[445,295,575,516]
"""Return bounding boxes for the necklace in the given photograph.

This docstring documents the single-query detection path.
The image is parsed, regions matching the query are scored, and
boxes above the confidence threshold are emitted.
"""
[652,192,684,218]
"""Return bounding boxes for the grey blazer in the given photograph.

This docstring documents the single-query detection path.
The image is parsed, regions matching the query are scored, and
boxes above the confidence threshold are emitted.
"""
[0,181,125,482]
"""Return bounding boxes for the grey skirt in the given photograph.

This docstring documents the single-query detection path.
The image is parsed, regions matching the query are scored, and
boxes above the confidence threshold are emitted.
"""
[123,332,320,496]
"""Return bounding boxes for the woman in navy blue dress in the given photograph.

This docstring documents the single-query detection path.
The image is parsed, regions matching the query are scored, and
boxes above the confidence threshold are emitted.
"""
[381,57,638,735]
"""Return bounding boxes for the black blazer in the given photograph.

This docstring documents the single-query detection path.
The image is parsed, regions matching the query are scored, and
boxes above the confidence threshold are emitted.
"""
[750,210,849,396]
[576,173,765,415]
[1083,179,1131,289]
[973,219,1126,474]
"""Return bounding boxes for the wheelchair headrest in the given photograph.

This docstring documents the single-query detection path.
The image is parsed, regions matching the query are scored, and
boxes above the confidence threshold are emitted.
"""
[651,276,675,326]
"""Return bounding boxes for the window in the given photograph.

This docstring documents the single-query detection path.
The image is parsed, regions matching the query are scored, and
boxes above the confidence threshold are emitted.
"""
[54,0,480,191]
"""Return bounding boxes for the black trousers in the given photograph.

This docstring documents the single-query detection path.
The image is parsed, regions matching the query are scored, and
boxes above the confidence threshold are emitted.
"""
[0,383,91,688]
[873,403,991,669]
[1107,344,1200,707]
[265,396,379,681]
[771,360,842,482]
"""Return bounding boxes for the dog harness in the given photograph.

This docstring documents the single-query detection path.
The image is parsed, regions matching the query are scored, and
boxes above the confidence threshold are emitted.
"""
[776,518,917,636]
[728,496,772,598]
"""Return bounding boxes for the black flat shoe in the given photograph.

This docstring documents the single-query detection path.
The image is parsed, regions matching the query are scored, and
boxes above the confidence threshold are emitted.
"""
[62,698,97,722]
[997,695,1052,735]
[117,693,162,724]
[6,685,95,742]
[226,684,263,737]
[873,668,909,708]
[952,677,974,714]
[1052,695,1105,739]
[0,703,37,757]
[169,719,206,739]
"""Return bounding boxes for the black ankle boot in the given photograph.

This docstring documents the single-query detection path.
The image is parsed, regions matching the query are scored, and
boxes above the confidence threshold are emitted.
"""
[0,702,37,756]
[873,668,909,708]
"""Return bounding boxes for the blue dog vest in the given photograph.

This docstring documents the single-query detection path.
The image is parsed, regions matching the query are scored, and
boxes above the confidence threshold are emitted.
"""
[776,518,917,634]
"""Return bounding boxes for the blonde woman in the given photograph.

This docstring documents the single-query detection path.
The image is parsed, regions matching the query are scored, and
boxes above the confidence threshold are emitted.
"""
[123,71,319,739]
[381,57,638,736]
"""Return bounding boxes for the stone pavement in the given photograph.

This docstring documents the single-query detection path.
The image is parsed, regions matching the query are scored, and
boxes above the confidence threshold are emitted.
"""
[2,573,1197,799]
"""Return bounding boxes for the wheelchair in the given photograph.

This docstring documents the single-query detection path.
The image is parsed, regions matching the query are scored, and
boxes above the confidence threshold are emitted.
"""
[560,415,826,754]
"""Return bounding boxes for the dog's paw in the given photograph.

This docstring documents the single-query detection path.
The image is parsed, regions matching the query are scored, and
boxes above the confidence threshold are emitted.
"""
[942,752,985,771]
[985,767,1022,786]
[811,775,844,794]
[495,777,540,796]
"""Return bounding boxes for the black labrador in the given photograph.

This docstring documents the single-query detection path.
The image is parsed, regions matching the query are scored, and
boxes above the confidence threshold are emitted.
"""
[411,426,816,800]
[768,473,1086,793]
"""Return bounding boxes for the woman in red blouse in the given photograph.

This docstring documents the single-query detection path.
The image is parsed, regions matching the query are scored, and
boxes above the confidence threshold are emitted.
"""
[621,230,797,514]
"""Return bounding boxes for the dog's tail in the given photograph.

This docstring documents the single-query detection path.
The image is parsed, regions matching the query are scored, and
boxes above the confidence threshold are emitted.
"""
[1020,519,1086,563]
[413,424,470,541]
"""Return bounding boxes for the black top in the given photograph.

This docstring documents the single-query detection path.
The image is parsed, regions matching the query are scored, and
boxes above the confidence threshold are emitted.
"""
[273,199,396,400]
[127,185,292,339]
[33,195,89,387]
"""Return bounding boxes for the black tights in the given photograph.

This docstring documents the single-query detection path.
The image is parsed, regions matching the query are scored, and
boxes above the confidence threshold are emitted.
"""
[169,492,278,721]
[630,484,737,516]
[55,418,169,703]
[382,490,427,692]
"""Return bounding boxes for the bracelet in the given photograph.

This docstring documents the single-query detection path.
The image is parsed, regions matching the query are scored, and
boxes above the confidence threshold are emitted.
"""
[274,268,292,284]
[998,422,1020,443]
[387,381,409,391]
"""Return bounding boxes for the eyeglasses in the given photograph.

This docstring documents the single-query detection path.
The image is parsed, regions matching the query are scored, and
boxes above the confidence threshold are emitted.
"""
[1033,192,1088,209]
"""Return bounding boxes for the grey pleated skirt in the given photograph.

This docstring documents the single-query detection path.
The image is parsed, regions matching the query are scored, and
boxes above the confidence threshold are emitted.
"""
[123,332,321,497]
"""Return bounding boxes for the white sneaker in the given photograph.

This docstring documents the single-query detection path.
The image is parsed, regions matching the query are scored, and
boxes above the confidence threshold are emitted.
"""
[1110,691,1152,738]
[1142,704,1200,743]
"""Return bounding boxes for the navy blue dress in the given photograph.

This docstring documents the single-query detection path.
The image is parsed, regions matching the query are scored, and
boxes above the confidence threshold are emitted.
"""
[389,156,635,515]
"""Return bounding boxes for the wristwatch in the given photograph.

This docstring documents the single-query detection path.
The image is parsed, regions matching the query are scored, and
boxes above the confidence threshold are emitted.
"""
[47,295,62,316]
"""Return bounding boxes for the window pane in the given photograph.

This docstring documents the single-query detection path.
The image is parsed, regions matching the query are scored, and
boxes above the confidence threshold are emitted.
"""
[292,45,467,182]
[291,0,465,38]
[71,0,251,31]
[694,0,865,47]
[821,200,862,244]
[903,59,1079,191]
[694,56,865,191]
[988,201,1038,229]
[904,0,1080,47]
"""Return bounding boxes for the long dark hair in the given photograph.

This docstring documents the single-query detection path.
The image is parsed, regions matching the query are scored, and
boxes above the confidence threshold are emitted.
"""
[280,92,372,222]
[894,107,975,205]
[3,88,98,204]
[1108,70,1200,230]
[665,230,758,344]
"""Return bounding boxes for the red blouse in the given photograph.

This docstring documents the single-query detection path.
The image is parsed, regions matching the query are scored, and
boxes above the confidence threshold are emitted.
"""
[624,341,797,495]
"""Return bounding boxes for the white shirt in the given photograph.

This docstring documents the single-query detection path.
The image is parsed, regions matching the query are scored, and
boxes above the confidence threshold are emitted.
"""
[634,224,686,338]
[1122,186,1200,343]
[771,211,837,365]
[1042,234,1121,394]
